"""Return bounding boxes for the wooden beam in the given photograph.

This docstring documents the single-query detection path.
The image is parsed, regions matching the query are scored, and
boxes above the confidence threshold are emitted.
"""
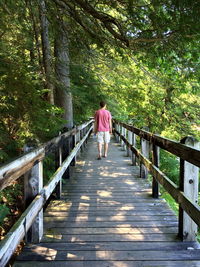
[0,195,43,267]
[0,123,93,267]
[114,120,200,168]
[43,125,93,200]
[178,137,199,241]
[115,130,200,227]
[0,149,45,190]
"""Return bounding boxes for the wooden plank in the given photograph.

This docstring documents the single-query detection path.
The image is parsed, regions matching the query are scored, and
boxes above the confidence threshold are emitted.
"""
[44,215,177,222]
[44,210,175,217]
[44,209,174,218]
[45,204,171,212]
[44,221,178,229]
[15,250,200,261]
[13,260,200,267]
[24,241,200,251]
[42,233,179,242]
[13,135,200,267]
[44,226,178,235]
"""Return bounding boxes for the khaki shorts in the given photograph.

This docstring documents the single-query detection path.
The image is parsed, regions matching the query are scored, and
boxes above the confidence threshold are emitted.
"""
[97,131,110,144]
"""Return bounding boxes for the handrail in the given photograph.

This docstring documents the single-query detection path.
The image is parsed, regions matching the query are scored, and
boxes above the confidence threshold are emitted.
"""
[119,122,200,168]
[0,119,94,267]
[0,119,93,190]
[113,119,200,243]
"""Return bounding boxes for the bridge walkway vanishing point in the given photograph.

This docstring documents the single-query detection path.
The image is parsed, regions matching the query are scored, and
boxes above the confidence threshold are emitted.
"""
[14,136,200,267]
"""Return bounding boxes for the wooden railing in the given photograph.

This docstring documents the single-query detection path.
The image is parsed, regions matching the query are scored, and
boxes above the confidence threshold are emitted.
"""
[113,120,200,242]
[0,119,93,267]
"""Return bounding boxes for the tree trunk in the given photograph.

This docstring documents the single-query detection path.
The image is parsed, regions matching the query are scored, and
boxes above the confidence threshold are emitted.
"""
[38,0,54,104]
[28,0,44,75]
[54,20,73,129]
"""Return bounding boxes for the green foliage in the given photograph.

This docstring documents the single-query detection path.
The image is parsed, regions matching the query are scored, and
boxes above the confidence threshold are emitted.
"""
[160,150,180,185]
[0,204,10,225]
[43,154,56,185]
[0,183,22,227]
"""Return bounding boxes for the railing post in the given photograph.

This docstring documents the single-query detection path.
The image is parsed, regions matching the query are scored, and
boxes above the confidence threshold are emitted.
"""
[62,137,70,179]
[55,132,62,199]
[115,122,119,142]
[123,127,127,151]
[178,136,199,241]
[117,123,120,143]
[77,129,81,157]
[152,144,160,198]
[127,130,132,157]
[71,130,77,166]
[80,129,84,152]
[120,125,124,147]
[140,129,149,178]
[24,156,43,243]
[132,132,137,166]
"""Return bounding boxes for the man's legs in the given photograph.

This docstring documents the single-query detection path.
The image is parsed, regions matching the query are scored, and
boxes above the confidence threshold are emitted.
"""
[103,131,110,157]
[104,143,108,157]
[98,142,103,158]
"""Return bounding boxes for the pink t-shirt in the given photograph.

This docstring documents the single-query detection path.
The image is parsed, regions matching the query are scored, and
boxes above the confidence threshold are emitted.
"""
[95,109,112,132]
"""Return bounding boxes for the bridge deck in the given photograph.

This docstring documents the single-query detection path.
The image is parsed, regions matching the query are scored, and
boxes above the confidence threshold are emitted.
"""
[14,137,200,266]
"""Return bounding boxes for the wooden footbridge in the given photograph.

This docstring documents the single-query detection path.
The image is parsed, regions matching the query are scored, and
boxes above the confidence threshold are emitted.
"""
[0,119,200,266]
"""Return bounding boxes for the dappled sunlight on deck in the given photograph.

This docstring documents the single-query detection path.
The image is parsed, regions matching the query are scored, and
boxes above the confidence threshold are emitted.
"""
[14,136,200,266]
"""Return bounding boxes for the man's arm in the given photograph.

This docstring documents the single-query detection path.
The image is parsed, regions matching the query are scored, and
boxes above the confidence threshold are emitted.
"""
[93,112,98,134]
[109,119,112,134]
[93,120,98,134]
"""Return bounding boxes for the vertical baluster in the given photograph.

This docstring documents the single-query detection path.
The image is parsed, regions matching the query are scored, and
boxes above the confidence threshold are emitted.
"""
[55,132,62,199]
[140,129,149,178]
[178,137,199,241]
[24,158,43,243]
[127,130,132,157]
[152,144,160,198]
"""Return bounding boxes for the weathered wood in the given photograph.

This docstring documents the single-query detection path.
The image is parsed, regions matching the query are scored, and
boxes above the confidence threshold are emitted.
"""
[0,120,93,191]
[43,125,93,200]
[54,135,62,199]
[45,226,178,235]
[127,130,132,156]
[0,122,93,267]
[13,134,200,267]
[0,195,43,267]
[42,233,179,242]
[140,128,149,179]
[152,144,160,198]
[13,260,200,267]
[24,158,43,243]
[120,126,124,147]
[116,131,200,227]
[44,214,176,222]
[44,209,175,217]
[24,241,200,251]
[71,133,76,166]
[123,128,127,151]
[116,121,200,168]
[44,221,178,229]
[0,150,44,190]
[15,250,200,261]
[179,137,199,241]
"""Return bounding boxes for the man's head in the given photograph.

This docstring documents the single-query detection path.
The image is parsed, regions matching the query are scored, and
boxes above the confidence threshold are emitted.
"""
[100,101,106,108]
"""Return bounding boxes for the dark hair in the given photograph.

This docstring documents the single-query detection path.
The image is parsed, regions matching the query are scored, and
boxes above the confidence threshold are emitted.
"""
[100,101,106,108]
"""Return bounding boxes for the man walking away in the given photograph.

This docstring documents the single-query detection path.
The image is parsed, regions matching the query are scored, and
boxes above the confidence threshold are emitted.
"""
[94,101,112,160]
